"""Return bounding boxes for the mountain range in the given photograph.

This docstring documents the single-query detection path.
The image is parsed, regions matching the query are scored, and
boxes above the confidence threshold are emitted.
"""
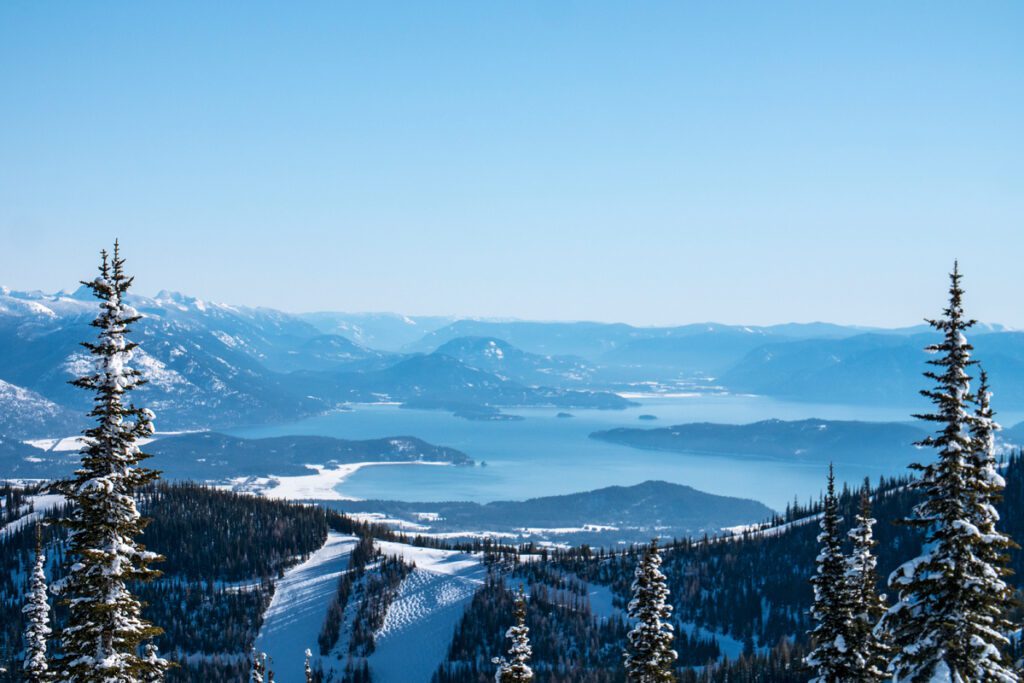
[3,285,1024,441]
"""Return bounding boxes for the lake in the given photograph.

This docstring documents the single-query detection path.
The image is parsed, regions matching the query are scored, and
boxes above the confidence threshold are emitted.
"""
[227,394,1019,511]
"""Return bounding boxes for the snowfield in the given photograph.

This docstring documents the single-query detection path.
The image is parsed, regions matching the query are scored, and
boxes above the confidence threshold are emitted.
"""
[0,494,65,538]
[254,532,358,682]
[368,542,488,683]
[253,534,487,683]
[223,461,453,500]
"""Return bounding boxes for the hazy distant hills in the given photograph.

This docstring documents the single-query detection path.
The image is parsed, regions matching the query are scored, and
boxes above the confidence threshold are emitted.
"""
[0,288,631,436]
[323,479,775,545]
[591,418,931,467]
[3,285,1024,440]
[0,432,472,481]
[433,336,596,387]
[721,331,1024,408]
[298,311,456,352]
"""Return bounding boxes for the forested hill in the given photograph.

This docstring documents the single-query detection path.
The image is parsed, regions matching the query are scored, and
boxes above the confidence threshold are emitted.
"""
[0,432,473,481]
[3,456,1019,682]
[0,483,336,682]
[431,452,1024,682]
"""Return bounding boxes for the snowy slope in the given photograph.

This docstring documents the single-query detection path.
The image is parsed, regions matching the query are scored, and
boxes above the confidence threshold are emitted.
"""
[368,542,487,683]
[0,494,64,538]
[254,532,358,682]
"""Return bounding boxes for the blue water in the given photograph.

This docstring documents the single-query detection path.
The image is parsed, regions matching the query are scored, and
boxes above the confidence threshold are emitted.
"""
[223,394,1003,511]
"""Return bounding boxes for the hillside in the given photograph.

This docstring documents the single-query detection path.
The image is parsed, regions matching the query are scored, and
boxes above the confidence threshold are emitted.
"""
[325,480,774,546]
[590,418,929,466]
[1,432,472,482]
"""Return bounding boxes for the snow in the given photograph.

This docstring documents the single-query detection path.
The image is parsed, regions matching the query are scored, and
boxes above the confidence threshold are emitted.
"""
[368,542,488,682]
[222,461,453,501]
[254,532,358,683]
[0,494,65,538]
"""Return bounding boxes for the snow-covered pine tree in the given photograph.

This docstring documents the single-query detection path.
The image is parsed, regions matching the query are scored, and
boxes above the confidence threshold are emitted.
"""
[54,242,168,683]
[880,264,1019,682]
[141,645,164,683]
[23,523,52,683]
[492,585,533,683]
[806,464,854,683]
[624,538,677,683]
[842,483,889,682]
[250,649,266,683]
[304,648,313,683]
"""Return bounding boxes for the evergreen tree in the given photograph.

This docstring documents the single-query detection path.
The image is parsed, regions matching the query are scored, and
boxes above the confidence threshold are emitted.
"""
[624,538,677,683]
[880,264,1019,682]
[305,648,314,683]
[54,243,168,683]
[493,585,533,683]
[806,464,854,683]
[842,484,889,682]
[23,523,52,683]
[250,649,266,683]
[142,645,164,683]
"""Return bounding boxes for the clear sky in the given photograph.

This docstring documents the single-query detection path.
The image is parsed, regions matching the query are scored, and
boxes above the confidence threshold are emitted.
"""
[1,2,1021,327]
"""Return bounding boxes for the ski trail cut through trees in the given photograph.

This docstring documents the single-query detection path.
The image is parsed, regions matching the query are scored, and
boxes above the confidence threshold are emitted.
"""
[368,541,488,683]
[255,531,358,683]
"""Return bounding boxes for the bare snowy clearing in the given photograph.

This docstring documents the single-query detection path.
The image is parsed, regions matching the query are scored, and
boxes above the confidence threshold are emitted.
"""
[367,541,488,682]
[221,461,453,501]
[254,532,358,683]
[0,494,64,537]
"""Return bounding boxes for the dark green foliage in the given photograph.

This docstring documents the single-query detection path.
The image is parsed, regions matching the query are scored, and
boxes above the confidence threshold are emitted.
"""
[434,575,629,683]
[805,466,853,682]
[882,265,1019,681]
[55,244,167,682]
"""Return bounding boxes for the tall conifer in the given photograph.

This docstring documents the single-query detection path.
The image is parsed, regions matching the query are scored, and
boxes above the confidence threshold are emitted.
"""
[880,264,1019,682]
[23,523,52,683]
[54,242,167,682]
[493,585,534,683]
[806,464,854,683]
[843,484,889,681]
[624,538,677,682]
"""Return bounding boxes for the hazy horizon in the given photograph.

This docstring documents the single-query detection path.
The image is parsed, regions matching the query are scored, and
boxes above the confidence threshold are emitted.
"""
[2,278,1015,333]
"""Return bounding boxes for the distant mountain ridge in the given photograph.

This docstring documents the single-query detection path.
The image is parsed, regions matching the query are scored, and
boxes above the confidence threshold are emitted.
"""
[0,432,472,481]
[0,288,632,434]
[3,285,1023,441]
[322,479,775,545]
[591,418,932,467]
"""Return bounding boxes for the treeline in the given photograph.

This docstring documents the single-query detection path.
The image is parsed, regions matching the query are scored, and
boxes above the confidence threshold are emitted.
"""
[0,482,331,682]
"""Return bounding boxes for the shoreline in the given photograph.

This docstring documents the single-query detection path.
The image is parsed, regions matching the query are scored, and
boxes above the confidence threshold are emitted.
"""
[221,461,454,501]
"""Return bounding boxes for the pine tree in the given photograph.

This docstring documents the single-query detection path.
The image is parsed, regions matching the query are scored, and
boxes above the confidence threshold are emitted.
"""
[23,523,52,683]
[806,464,854,683]
[880,264,1019,682]
[304,648,314,683]
[53,242,168,683]
[624,538,677,683]
[142,645,164,683]
[493,585,533,683]
[250,649,266,683]
[842,484,889,682]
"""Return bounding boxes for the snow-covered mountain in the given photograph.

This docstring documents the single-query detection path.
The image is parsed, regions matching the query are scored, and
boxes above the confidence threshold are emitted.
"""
[0,379,80,439]
[0,288,632,434]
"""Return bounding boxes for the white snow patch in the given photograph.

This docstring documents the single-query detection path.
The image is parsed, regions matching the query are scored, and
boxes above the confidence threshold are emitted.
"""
[369,542,487,682]
[254,532,358,683]
[222,461,453,501]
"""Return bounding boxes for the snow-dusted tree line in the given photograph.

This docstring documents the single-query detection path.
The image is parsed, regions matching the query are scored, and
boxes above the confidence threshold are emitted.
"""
[808,265,1021,683]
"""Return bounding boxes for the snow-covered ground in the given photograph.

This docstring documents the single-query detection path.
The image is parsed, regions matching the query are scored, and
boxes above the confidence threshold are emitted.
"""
[0,494,64,538]
[368,542,487,683]
[223,461,453,501]
[254,532,358,682]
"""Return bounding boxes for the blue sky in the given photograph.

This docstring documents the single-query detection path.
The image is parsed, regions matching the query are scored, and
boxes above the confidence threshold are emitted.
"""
[1,2,1021,326]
